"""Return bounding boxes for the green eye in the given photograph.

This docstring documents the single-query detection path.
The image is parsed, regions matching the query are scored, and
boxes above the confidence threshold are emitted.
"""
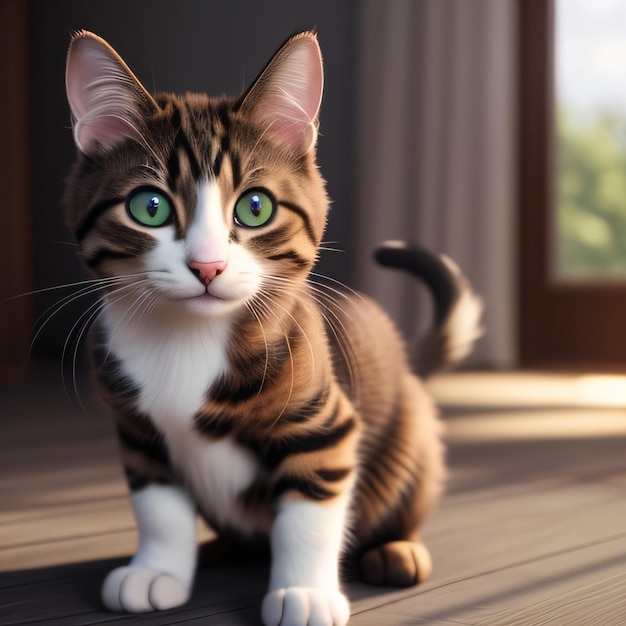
[234,189,276,228]
[126,188,173,227]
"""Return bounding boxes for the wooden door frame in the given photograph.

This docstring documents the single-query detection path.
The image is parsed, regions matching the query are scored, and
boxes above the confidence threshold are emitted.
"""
[518,0,626,369]
[518,0,553,367]
[0,0,33,378]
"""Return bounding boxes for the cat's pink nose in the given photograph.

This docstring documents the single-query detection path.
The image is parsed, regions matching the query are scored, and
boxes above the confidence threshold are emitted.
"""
[188,260,227,286]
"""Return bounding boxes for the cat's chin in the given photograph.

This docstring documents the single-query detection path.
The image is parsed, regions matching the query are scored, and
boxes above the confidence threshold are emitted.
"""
[178,293,245,318]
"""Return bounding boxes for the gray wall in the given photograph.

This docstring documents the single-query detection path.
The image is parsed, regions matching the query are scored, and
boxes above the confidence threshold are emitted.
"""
[29,0,358,355]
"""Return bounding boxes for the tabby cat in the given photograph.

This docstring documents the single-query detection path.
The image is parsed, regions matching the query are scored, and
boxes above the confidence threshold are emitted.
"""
[63,30,481,626]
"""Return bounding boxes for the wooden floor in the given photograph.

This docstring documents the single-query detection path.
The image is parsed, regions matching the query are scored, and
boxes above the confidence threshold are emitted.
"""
[1,365,626,625]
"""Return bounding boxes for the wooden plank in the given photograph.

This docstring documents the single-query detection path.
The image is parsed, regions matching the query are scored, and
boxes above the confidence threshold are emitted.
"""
[0,531,138,575]
[0,468,126,517]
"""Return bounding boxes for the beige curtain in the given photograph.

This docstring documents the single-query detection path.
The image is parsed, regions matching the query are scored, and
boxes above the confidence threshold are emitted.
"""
[353,0,518,368]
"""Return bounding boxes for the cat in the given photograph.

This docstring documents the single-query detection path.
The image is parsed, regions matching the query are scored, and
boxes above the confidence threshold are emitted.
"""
[63,30,482,626]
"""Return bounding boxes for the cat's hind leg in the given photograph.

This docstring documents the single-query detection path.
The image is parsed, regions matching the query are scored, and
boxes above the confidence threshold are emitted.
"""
[359,539,433,587]
[102,483,197,612]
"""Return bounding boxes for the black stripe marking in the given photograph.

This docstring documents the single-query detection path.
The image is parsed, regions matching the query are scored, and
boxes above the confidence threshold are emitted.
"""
[321,396,343,429]
[230,149,242,189]
[215,101,232,132]
[169,102,182,131]
[208,371,266,404]
[124,468,172,492]
[212,133,230,178]
[166,144,182,190]
[315,468,352,482]
[165,102,184,188]
[117,424,170,467]
[245,416,357,470]
[271,474,336,501]
[207,107,225,177]
[75,197,124,242]
[212,144,224,178]
[278,200,317,245]
[195,411,235,438]
[124,468,150,491]
[92,346,139,401]
[209,336,291,403]
[280,389,329,424]
[85,249,135,268]
[267,250,311,270]
[251,225,292,251]
[174,131,201,181]
[84,222,155,267]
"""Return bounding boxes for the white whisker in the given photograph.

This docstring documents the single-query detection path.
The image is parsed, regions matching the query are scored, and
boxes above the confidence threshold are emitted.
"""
[318,246,346,254]
[255,296,295,429]
[68,298,107,411]
[254,271,359,396]
[309,272,366,303]
[94,279,154,368]
[5,274,130,303]
[245,300,271,397]
[62,279,147,407]
[28,278,126,361]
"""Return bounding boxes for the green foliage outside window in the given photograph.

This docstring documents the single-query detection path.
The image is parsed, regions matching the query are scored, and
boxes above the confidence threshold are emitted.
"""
[557,106,626,279]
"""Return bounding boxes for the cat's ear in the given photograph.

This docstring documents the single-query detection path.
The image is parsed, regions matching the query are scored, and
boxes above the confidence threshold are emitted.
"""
[238,31,323,155]
[65,31,158,155]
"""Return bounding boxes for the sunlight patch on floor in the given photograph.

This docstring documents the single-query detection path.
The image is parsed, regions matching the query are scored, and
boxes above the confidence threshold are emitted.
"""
[428,371,626,409]
[444,409,626,442]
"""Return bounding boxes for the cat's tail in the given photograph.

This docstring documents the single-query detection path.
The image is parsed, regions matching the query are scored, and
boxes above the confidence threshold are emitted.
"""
[374,240,483,377]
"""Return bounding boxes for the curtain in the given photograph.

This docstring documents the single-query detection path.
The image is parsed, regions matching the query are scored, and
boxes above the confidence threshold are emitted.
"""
[352,0,518,368]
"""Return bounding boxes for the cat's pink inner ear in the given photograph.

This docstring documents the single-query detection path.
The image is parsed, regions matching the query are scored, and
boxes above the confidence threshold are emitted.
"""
[246,34,324,154]
[65,33,155,154]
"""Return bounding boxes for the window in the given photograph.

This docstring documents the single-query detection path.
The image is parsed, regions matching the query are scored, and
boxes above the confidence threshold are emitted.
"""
[519,0,626,368]
[555,0,626,282]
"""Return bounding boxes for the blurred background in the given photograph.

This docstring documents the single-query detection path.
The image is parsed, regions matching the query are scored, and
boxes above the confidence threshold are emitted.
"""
[3,0,626,374]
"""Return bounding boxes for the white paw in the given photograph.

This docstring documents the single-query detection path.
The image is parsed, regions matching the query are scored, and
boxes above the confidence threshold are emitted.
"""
[101,566,190,613]
[261,587,350,626]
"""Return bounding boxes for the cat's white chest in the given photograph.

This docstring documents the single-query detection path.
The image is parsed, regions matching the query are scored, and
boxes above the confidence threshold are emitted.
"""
[102,305,262,531]
[169,431,263,533]
[104,307,229,424]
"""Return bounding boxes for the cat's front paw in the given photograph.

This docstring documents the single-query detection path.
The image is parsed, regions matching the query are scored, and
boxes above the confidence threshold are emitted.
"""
[101,566,190,613]
[261,587,350,626]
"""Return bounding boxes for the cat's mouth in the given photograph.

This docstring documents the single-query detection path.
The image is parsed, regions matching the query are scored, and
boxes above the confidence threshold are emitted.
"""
[178,288,244,316]
[188,291,225,303]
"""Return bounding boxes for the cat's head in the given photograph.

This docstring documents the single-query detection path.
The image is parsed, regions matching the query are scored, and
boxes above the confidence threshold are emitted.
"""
[63,31,328,319]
